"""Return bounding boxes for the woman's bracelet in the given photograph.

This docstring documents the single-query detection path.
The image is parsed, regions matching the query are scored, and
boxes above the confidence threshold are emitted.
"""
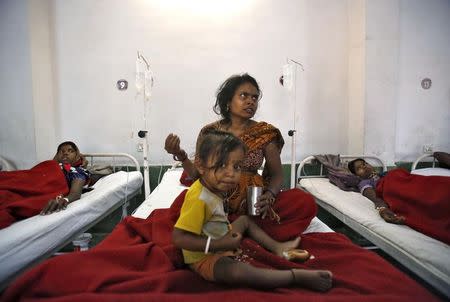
[375,206,387,212]
[173,150,188,162]
[204,236,212,254]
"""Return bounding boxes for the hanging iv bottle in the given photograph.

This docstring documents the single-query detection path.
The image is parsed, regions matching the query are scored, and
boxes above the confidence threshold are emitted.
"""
[136,57,145,94]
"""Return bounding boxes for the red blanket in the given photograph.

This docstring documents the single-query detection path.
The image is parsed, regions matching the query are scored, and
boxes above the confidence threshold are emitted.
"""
[376,168,450,244]
[1,190,440,301]
[0,160,68,229]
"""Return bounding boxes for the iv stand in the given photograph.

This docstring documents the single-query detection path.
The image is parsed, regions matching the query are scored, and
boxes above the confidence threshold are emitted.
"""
[285,59,304,189]
[137,51,151,198]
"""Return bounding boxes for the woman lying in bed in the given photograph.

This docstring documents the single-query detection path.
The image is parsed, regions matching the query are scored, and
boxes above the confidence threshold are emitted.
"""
[347,158,405,224]
[40,141,91,215]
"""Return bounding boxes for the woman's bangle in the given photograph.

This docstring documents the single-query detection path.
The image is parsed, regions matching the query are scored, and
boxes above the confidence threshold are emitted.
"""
[375,206,387,212]
[173,150,188,162]
[204,236,212,254]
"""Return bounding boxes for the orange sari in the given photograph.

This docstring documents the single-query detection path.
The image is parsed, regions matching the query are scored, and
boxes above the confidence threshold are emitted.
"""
[197,121,317,240]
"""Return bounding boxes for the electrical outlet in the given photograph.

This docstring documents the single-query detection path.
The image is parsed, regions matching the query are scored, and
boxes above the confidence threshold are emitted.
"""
[423,144,433,154]
[137,143,144,152]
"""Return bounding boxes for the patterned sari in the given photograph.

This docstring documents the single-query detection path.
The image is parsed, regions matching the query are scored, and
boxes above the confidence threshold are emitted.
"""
[197,121,317,240]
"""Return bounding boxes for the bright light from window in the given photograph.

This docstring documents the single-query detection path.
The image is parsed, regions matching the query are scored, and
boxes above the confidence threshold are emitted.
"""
[157,0,254,18]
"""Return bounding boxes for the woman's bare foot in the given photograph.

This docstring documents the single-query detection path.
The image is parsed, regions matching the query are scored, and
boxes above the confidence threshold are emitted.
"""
[274,237,301,257]
[291,269,333,292]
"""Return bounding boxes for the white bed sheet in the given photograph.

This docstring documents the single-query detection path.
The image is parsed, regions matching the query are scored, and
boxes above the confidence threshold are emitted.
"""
[299,177,450,298]
[0,171,143,289]
[132,168,333,234]
[411,167,450,177]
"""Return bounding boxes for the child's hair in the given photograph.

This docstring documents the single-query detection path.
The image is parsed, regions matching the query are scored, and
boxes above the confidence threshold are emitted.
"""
[57,141,80,153]
[347,158,365,174]
[197,130,246,171]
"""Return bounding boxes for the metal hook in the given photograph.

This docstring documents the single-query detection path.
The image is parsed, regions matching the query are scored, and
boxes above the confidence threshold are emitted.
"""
[137,51,150,70]
[286,57,304,71]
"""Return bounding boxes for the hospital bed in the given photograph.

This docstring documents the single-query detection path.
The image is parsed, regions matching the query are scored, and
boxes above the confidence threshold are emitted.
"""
[297,155,450,298]
[0,153,143,291]
[411,153,450,177]
[132,166,333,234]
[2,164,442,301]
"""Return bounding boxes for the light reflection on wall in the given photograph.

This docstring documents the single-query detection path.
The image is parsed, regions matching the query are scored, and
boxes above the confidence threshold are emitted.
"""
[154,0,254,19]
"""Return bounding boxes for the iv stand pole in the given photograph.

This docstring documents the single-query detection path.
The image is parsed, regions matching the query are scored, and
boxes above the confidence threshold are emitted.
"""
[137,51,151,198]
[287,59,304,189]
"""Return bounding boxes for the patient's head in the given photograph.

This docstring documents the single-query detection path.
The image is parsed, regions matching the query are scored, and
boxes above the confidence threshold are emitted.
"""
[213,73,261,121]
[348,158,374,179]
[55,141,81,165]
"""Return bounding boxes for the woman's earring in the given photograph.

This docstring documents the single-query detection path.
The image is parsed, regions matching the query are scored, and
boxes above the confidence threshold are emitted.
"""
[226,104,230,112]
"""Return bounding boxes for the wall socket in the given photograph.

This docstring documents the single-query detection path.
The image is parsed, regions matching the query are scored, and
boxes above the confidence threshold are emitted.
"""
[137,143,144,152]
[422,144,433,154]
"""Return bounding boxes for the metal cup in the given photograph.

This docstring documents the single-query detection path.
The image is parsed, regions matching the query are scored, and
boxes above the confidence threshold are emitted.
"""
[247,186,262,216]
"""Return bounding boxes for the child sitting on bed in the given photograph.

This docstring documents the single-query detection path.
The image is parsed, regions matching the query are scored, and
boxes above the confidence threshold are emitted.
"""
[40,141,90,215]
[172,130,332,291]
[348,158,405,224]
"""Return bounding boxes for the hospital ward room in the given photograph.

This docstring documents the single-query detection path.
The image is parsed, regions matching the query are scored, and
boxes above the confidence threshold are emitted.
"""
[1,0,450,301]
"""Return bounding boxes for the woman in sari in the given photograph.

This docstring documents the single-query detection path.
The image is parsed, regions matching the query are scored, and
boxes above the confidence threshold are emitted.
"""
[165,73,316,240]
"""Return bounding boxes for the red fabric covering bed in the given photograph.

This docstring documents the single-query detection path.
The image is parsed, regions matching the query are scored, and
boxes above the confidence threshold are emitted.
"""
[1,190,440,302]
[376,168,450,245]
[0,160,68,229]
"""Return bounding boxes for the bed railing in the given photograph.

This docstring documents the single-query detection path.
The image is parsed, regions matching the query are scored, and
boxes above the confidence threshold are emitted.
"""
[297,155,386,183]
[411,154,436,170]
[83,153,140,172]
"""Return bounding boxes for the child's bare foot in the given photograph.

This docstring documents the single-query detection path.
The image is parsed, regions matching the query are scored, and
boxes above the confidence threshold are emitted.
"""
[274,237,301,257]
[291,269,333,292]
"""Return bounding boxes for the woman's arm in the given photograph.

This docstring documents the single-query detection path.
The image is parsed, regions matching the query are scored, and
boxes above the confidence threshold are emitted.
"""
[40,178,85,215]
[256,142,284,218]
[164,134,199,179]
[362,187,405,224]
[172,228,241,252]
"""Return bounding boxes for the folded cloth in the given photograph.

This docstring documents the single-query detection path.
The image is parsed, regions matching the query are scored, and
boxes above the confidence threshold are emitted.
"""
[313,154,360,192]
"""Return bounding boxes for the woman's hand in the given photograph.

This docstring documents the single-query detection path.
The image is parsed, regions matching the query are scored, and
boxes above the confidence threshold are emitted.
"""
[215,232,243,251]
[379,208,405,224]
[256,191,275,219]
[40,196,69,215]
[164,133,183,156]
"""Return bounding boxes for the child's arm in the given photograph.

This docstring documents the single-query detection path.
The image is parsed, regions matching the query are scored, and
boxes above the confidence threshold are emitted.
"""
[362,187,405,224]
[172,227,242,252]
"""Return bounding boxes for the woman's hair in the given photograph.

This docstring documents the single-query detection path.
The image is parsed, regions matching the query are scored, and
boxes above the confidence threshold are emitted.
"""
[347,158,365,174]
[57,141,79,153]
[197,130,246,171]
[213,73,261,121]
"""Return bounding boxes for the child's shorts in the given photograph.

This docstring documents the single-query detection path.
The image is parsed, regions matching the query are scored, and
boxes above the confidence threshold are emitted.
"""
[189,251,237,281]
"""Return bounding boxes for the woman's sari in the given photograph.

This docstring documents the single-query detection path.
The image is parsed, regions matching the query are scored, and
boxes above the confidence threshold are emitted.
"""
[197,121,317,241]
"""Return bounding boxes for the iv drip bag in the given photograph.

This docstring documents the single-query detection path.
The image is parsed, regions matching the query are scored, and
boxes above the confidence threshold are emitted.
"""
[282,63,294,91]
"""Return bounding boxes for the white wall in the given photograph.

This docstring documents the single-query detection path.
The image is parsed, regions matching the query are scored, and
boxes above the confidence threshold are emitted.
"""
[1,0,449,170]
[50,0,350,165]
[365,0,450,164]
[394,0,450,161]
[0,0,36,169]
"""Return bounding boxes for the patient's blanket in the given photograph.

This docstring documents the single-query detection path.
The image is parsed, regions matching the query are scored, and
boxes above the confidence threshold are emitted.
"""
[0,160,68,229]
[1,191,440,302]
[376,168,450,245]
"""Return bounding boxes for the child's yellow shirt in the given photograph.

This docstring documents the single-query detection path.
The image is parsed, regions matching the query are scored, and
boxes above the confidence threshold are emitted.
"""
[174,179,230,264]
